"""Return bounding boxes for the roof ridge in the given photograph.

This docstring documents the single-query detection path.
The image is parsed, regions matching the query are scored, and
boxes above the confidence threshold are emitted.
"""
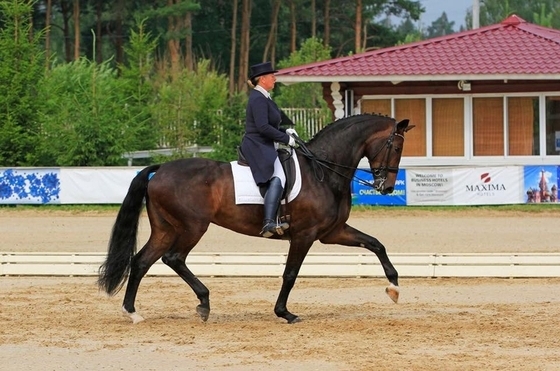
[516,22,560,44]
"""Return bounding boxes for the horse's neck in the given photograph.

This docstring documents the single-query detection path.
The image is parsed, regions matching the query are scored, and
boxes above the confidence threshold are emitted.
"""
[306,125,377,193]
[310,125,375,168]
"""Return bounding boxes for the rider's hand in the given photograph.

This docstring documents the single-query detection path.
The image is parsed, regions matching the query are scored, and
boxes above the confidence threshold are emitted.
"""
[288,136,296,147]
[286,128,298,137]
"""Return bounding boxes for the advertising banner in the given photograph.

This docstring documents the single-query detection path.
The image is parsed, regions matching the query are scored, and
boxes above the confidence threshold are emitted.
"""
[351,169,407,206]
[452,166,523,205]
[523,165,559,203]
[0,168,61,204]
[406,168,454,205]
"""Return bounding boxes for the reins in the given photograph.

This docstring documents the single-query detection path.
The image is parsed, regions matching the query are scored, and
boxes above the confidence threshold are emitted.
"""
[293,129,398,186]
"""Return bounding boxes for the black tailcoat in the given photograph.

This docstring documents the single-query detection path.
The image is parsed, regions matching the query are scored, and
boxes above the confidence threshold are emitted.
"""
[241,89,291,186]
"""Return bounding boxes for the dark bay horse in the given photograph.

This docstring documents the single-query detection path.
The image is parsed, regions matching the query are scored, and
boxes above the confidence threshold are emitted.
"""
[98,113,414,324]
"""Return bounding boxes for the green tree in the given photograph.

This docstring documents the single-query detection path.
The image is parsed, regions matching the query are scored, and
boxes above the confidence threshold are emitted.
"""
[275,37,331,109]
[469,0,560,28]
[119,18,160,152]
[205,91,247,162]
[37,59,141,166]
[425,12,455,38]
[274,37,333,139]
[0,0,45,166]
[151,59,230,157]
[395,17,424,44]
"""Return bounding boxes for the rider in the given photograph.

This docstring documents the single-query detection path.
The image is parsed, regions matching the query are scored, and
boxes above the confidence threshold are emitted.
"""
[240,61,298,238]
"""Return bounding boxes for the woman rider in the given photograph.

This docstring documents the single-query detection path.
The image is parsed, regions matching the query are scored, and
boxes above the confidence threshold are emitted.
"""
[240,61,298,238]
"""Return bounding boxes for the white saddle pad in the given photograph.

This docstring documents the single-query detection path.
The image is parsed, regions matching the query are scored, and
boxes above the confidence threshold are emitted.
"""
[230,151,302,205]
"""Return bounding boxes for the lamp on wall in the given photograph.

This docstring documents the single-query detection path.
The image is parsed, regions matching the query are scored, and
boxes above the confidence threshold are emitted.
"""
[458,80,471,91]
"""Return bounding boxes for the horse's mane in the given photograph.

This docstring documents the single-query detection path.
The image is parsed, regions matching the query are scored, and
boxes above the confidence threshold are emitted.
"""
[306,113,393,146]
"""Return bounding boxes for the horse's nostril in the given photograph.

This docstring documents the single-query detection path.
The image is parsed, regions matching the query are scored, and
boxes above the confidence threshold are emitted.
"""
[384,187,394,194]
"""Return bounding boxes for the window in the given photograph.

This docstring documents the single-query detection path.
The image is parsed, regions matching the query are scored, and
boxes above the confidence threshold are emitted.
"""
[432,98,464,156]
[473,97,504,156]
[507,97,539,156]
[361,99,391,116]
[546,97,560,156]
[395,98,426,157]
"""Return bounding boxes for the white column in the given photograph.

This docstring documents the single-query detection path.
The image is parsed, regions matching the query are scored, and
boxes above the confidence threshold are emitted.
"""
[330,82,345,120]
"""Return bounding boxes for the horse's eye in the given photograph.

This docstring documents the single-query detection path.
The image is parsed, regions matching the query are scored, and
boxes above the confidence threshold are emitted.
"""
[394,147,402,153]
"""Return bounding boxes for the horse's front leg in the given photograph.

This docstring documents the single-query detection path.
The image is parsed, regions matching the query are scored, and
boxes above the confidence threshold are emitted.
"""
[320,223,399,303]
[274,239,314,324]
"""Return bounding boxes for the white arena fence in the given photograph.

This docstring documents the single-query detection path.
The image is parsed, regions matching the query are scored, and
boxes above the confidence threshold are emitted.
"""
[1,252,559,278]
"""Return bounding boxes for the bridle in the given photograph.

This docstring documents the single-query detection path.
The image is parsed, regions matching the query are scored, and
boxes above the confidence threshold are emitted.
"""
[293,124,404,189]
[369,127,404,189]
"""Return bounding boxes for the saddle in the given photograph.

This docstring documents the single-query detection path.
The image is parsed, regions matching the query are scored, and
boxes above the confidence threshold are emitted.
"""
[236,146,296,199]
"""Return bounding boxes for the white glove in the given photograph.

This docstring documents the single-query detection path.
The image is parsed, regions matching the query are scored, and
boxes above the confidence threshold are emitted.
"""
[288,136,296,147]
[286,128,298,137]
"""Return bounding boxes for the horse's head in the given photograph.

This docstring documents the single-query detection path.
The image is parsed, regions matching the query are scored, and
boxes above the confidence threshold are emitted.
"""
[366,119,414,195]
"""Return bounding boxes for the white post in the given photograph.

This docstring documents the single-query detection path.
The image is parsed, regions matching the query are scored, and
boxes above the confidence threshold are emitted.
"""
[473,0,480,29]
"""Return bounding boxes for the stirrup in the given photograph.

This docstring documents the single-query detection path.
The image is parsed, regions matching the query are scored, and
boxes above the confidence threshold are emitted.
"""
[260,221,290,238]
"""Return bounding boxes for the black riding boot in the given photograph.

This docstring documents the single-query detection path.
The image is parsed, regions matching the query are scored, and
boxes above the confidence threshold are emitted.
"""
[260,177,289,238]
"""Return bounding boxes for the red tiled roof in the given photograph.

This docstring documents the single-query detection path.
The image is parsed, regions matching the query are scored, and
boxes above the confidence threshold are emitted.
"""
[276,15,560,82]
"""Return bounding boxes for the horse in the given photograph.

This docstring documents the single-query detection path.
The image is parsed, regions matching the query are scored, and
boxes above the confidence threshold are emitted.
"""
[98,113,414,324]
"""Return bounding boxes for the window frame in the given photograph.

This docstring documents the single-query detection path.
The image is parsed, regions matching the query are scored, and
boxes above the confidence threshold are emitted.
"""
[357,92,560,167]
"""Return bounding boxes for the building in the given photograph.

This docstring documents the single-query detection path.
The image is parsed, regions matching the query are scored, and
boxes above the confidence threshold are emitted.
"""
[276,15,560,168]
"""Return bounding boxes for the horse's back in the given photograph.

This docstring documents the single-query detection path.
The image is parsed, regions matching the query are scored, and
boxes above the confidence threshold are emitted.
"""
[147,158,234,216]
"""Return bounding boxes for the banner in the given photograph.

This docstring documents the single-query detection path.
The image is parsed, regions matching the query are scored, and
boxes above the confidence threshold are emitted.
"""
[59,168,140,204]
[352,169,407,206]
[2,165,559,206]
[406,168,454,205]
[523,165,559,203]
[452,167,523,205]
[0,168,61,204]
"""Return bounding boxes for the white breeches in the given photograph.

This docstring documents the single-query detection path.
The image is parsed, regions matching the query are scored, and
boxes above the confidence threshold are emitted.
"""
[271,157,286,188]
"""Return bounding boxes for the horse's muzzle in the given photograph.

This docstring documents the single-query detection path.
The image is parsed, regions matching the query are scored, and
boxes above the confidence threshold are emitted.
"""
[380,186,394,195]
[373,177,394,195]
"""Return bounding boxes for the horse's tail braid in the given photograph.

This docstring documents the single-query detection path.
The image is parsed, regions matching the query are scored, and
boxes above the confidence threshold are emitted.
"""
[97,164,160,296]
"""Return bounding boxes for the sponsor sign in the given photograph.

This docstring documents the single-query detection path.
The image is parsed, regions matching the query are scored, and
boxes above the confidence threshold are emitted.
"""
[452,167,523,205]
[406,168,454,205]
[352,169,406,206]
[523,165,559,203]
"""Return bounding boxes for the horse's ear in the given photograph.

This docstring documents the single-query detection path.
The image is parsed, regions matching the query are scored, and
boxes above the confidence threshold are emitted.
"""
[396,119,415,133]
[396,119,409,130]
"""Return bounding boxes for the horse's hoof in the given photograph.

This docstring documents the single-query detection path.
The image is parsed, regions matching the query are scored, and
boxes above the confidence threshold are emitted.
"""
[130,312,145,324]
[385,284,399,303]
[122,306,145,324]
[287,316,301,324]
[196,305,210,322]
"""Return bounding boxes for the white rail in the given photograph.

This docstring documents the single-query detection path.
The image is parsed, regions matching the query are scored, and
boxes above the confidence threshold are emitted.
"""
[1,252,559,278]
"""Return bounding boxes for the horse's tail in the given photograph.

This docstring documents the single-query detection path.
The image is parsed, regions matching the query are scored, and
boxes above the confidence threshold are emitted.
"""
[97,164,161,296]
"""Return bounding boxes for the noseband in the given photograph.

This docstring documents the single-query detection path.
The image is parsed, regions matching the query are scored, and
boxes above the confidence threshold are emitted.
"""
[370,129,404,184]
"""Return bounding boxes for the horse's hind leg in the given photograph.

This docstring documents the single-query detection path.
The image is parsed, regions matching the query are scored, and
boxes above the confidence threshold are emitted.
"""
[122,242,170,324]
[161,228,211,322]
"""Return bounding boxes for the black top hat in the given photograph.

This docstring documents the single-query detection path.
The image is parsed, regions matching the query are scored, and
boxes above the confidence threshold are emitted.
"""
[249,61,278,80]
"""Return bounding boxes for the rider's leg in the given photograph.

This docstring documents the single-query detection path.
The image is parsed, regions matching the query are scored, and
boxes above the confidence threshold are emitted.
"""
[260,158,289,238]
